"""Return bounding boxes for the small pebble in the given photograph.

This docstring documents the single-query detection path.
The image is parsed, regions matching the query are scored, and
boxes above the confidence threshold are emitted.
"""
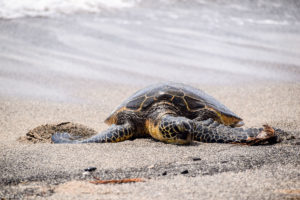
[192,157,201,161]
[181,170,189,174]
[147,165,154,169]
[162,171,167,176]
[84,167,97,172]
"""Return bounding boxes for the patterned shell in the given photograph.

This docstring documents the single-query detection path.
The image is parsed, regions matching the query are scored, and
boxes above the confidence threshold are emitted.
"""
[105,82,242,125]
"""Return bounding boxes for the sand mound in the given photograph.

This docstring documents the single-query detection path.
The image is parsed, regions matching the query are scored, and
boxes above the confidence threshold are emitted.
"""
[19,122,97,143]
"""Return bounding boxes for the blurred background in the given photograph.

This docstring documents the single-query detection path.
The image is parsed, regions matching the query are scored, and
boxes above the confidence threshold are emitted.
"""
[0,0,300,103]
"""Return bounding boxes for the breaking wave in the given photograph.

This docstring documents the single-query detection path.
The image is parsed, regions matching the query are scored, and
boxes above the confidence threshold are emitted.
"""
[0,0,137,19]
[0,0,299,20]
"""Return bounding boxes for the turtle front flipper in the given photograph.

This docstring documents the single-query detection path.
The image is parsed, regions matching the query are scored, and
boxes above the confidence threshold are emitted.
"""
[52,122,134,144]
[194,119,276,145]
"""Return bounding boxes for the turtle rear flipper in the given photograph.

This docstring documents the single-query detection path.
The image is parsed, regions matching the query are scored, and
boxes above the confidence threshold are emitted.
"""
[52,122,135,144]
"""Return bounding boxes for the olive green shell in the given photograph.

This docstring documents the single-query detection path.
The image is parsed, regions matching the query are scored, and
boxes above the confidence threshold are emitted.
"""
[105,82,242,125]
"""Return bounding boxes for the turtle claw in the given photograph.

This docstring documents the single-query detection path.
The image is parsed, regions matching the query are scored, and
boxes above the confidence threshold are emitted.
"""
[246,125,276,145]
[257,125,275,139]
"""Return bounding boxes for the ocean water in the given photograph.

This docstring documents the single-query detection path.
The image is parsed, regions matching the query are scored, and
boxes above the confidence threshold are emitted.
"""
[0,0,300,101]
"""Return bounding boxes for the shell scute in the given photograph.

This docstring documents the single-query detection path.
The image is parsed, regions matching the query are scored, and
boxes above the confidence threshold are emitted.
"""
[171,96,186,108]
[142,97,155,110]
[184,96,205,110]
[154,93,173,101]
[126,96,145,110]
[163,87,184,97]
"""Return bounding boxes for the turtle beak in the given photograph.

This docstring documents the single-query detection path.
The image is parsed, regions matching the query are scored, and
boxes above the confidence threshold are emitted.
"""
[235,120,244,127]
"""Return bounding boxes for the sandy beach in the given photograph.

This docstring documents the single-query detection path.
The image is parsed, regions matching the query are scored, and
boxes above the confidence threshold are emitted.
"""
[1,0,300,199]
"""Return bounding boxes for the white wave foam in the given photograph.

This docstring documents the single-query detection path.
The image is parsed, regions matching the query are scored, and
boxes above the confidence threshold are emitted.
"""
[0,0,137,19]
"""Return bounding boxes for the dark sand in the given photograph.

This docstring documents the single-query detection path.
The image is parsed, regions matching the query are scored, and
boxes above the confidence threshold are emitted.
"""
[1,2,300,199]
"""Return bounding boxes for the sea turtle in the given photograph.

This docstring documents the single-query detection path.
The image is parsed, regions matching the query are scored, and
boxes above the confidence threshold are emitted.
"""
[52,82,275,145]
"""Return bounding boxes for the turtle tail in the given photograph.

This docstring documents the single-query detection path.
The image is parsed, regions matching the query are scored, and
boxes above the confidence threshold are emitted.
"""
[193,119,276,145]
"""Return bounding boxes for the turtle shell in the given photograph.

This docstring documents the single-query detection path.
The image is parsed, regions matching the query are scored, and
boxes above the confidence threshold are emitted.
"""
[105,82,243,127]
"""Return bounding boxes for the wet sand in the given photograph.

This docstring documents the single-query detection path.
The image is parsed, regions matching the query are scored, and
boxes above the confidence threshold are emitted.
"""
[1,2,300,199]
